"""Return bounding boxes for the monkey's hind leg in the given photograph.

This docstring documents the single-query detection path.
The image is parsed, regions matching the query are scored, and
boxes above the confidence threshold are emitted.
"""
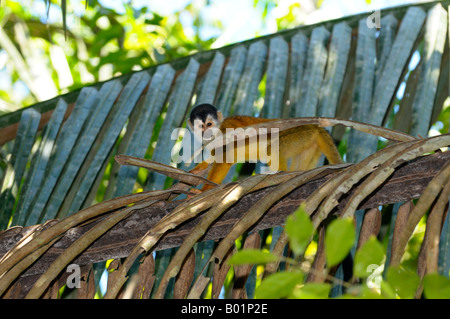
[191,160,210,172]
[202,162,233,190]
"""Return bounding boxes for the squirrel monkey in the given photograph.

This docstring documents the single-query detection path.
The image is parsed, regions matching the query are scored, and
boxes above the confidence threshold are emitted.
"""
[187,103,342,190]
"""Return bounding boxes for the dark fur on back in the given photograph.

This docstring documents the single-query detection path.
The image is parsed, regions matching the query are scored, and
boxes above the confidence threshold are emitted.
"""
[190,103,218,123]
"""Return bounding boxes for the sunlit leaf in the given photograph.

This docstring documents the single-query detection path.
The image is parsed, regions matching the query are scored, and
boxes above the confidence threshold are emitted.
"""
[380,280,396,299]
[291,283,331,299]
[386,266,420,299]
[423,273,450,299]
[255,271,303,299]
[354,237,385,278]
[325,218,355,268]
[285,205,314,256]
[228,249,278,266]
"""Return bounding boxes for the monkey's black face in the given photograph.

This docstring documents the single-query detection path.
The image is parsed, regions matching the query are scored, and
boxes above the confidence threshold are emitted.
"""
[195,115,217,131]
[191,117,220,141]
[188,104,223,141]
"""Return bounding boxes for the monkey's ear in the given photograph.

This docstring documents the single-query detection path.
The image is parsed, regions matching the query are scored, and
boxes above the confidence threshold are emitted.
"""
[217,111,223,123]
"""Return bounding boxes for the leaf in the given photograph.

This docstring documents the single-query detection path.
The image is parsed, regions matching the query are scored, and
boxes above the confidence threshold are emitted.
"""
[43,80,122,221]
[24,87,97,226]
[12,99,67,226]
[360,285,385,299]
[294,26,329,117]
[112,64,175,197]
[285,205,314,256]
[317,22,351,118]
[66,71,150,215]
[255,271,303,299]
[233,41,267,116]
[375,14,398,86]
[372,6,426,129]
[386,266,420,299]
[438,208,450,277]
[354,236,385,278]
[263,36,289,118]
[411,4,447,137]
[287,31,308,118]
[0,107,40,228]
[228,249,278,266]
[233,232,261,299]
[346,18,376,163]
[147,58,199,190]
[291,283,331,299]
[423,273,450,299]
[325,218,356,268]
[215,46,246,115]
[197,51,225,104]
[380,280,396,299]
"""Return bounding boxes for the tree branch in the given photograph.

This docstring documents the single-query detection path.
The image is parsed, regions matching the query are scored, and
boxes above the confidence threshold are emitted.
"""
[0,151,449,280]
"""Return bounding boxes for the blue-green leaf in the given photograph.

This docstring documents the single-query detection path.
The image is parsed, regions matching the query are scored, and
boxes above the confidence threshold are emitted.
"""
[233,41,267,116]
[216,46,246,115]
[294,26,329,117]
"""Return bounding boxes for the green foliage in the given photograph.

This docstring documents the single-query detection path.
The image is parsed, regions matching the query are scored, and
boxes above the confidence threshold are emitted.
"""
[228,249,278,265]
[290,283,331,299]
[0,0,218,108]
[0,0,324,111]
[437,101,450,134]
[324,218,355,268]
[386,266,420,299]
[227,207,450,299]
[285,205,314,256]
[255,271,303,299]
[341,284,386,299]
[423,274,450,299]
[353,237,385,278]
